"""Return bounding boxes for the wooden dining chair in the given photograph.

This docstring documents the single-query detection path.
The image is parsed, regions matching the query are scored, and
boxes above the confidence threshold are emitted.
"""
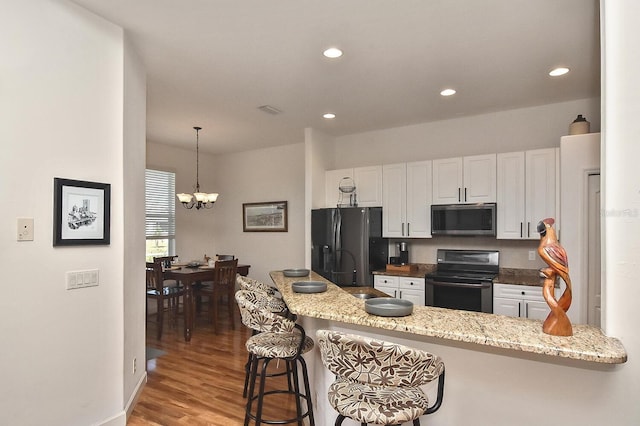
[146,261,184,339]
[194,259,238,333]
[216,254,235,260]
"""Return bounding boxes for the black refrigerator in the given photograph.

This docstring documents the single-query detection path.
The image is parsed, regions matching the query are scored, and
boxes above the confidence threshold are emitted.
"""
[311,207,388,287]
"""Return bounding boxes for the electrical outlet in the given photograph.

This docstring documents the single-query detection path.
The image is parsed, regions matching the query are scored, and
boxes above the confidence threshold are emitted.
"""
[528,250,536,261]
[17,218,34,241]
[133,357,137,374]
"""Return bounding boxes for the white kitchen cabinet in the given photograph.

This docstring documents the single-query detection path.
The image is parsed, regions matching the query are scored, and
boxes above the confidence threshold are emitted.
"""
[354,166,383,207]
[432,154,496,204]
[374,275,425,306]
[325,166,382,208]
[382,161,432,238]
[493,283,558,320]
[496,148,558,239]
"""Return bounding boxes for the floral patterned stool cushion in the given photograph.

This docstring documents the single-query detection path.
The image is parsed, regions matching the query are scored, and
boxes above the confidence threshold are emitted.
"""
[328,378,429,425]
[246,331,314,358]
[317,330,446,426]
[239,285,288,314]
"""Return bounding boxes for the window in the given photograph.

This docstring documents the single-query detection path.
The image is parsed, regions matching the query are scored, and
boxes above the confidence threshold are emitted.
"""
[145,169,176,261]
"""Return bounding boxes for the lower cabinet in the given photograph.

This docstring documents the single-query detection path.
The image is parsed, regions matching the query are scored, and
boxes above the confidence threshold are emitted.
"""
[493,283,558,320]
[374,275,425,306]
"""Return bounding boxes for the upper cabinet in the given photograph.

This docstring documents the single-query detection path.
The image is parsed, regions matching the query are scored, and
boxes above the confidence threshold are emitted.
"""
[497,148,558,239]
[325,166,382,207]
[382,161,432,238]
[432,154,496,204]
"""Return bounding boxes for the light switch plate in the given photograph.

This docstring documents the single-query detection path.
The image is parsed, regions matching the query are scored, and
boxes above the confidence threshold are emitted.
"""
[17,218,34,241]
[528,250,536,261]
[66,269,99,289]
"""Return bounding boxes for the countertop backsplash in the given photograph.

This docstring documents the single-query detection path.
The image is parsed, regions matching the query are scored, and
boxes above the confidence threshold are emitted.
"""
[388,236,547,270]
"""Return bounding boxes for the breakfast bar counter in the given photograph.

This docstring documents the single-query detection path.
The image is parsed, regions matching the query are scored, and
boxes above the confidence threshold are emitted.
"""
[270,271,627,364]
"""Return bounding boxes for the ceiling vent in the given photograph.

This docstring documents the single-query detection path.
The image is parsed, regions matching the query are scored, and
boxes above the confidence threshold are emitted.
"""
[258,105,283,115]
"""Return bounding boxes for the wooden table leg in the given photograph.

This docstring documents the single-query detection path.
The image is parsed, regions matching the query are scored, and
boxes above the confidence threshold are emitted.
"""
[183,279,193,342]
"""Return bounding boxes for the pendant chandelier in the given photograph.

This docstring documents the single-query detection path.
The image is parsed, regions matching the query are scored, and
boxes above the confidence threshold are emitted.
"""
[176,126,219,209]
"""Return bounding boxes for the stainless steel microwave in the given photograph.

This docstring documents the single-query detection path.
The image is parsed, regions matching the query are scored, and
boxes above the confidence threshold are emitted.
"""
[431,203,496,236]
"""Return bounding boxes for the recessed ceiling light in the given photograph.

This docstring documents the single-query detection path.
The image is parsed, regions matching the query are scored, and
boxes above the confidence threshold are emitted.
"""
[323,47,343,59]
[323,113,336,119]
[440,88,456,97]
[549,67,570,77]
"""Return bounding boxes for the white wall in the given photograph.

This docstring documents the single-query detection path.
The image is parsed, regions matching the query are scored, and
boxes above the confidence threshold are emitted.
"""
[122,36,148,415]
[147,141,306,284]
[305,128,336,267]
[0,1,142,424]
[560,133,601,325]
[333,97,601,167]
[601,0,640,389]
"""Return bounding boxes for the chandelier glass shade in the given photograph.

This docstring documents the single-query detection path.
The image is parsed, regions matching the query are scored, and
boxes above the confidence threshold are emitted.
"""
[176,126,219,210]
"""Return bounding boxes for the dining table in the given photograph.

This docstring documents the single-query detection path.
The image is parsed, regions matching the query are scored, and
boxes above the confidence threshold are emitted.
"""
[164,263,251,341]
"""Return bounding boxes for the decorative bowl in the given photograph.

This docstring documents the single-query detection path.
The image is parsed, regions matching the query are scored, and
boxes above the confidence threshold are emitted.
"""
[292,281,327,293]
[365,298,413,317]
[283,268,310,277]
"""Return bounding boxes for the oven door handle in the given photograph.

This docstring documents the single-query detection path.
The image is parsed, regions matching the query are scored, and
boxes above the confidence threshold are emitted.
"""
[426,279,492,289]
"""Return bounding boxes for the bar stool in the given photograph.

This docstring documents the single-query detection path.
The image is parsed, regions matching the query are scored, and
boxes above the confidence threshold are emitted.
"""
[316,330,445,426]
[236,290,315,426]
[236,277,293,397]
[237,286,293,397]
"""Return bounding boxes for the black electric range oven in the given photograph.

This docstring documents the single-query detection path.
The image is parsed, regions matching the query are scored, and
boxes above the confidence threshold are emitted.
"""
[425,249,499,313]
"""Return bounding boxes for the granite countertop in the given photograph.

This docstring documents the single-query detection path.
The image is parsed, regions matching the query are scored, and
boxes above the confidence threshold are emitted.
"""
[270,270,627,364]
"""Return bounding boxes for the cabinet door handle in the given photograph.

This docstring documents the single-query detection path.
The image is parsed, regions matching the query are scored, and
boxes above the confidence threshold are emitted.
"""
[464,187,468,202]
[518,301,521,317]
[527,222,531,238]
[520,222,523,238]
[394,290,397,298]
[401,223,405,236]
[407,223,410,236]
[525,302,529,318]
[458,188,461,202]
[399,290,402,299]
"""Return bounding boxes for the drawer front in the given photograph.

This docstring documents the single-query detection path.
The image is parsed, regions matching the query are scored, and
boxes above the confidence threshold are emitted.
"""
[399,277,425,290]
[374,275,399,287]
[493,283,544,301]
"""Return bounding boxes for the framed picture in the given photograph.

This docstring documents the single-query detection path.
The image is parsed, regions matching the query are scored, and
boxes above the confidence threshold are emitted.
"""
[242,201,288,232]
[53,178,111,246]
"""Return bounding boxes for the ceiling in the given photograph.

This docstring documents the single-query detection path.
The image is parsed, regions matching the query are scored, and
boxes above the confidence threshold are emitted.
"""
[71,0,600,155]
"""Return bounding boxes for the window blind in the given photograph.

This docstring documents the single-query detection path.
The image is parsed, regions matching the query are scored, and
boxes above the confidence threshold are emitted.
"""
[145,169,176,240]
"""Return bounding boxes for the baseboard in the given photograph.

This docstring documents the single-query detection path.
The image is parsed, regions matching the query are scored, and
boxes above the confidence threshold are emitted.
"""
[125,372,148,419]
[98,411,127,426]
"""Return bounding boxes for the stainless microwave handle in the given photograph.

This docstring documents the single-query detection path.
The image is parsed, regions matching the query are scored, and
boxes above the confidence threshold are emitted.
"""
[426,279,492,289]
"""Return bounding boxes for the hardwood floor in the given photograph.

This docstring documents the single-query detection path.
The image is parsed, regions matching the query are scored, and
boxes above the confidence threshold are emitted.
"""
[129,304,300,425]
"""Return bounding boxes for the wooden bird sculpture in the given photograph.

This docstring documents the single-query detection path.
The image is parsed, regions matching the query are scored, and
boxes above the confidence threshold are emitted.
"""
[537,218,573,336]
